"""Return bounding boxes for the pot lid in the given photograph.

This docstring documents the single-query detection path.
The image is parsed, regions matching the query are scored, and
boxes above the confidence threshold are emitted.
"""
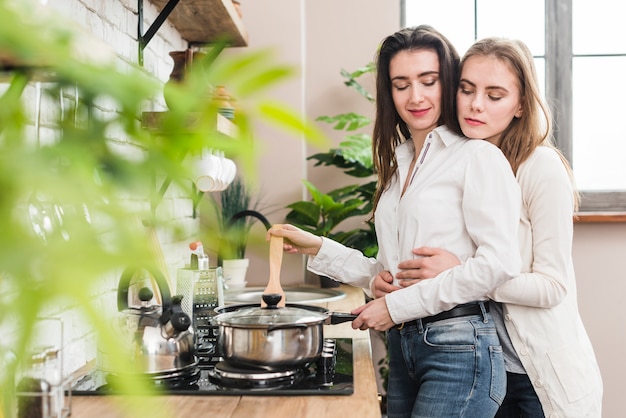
[215,304,327,328]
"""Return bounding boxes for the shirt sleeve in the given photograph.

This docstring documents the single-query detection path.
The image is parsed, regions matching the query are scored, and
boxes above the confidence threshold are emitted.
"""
[307,237,383,290]
[489,147,572,307]
[385,144,522,323]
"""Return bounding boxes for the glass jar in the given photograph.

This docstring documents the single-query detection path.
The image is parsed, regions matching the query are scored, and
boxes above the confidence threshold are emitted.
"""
[16,347,65,418]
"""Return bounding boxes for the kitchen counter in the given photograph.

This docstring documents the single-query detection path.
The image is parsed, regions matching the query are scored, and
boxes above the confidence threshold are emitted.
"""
[69,285,382,418]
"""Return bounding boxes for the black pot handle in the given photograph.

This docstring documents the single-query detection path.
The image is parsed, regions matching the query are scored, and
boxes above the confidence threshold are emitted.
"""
[117,265,172,312]
[328,312,358,325]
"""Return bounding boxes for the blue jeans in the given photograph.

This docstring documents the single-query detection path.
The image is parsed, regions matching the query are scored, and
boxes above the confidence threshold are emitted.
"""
[386,305,506,418]
[495,372,545,418]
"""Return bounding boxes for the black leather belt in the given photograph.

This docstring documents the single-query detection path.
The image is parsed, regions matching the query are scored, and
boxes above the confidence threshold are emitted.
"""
[396,302,488,330]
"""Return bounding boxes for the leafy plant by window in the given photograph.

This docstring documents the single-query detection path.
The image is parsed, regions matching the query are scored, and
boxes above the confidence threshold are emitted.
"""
[285,64,378,257]
[284,63,388,397]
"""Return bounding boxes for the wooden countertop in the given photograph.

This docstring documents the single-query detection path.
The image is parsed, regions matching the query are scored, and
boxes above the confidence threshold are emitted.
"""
[68,285,381,418]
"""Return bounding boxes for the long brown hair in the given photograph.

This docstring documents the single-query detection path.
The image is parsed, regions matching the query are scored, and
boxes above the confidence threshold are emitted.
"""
[461,37,579,208]
[371,25,460,214]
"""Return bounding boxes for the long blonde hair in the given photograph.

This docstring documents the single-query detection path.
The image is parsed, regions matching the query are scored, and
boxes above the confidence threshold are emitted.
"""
[461,37,579,209]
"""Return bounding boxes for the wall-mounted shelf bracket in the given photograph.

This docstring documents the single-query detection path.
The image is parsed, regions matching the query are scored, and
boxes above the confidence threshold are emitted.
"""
[151,148,187,215]
[137,0,248,66]
[138,0,181,66]
[192,187,204,219]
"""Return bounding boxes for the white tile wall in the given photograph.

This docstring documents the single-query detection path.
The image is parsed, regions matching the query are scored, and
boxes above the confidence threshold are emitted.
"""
[11,0,196,377]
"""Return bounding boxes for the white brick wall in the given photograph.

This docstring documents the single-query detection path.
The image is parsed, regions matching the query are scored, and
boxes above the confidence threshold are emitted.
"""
[14,0,198,377]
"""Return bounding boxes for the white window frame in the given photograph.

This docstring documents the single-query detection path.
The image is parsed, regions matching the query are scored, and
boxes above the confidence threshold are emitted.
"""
[402,0,626,211]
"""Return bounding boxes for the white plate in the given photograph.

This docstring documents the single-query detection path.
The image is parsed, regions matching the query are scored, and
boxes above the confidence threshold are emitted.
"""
[224,287,346,305]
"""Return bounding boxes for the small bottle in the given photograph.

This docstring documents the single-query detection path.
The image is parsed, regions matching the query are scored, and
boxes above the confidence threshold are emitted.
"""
[189,241,201,269]
[189,241,209,270]
[197,252,209,270]
[43,347,64,418]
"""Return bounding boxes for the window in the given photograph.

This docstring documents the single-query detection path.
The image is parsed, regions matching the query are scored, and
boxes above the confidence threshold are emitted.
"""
[403,0,626,211]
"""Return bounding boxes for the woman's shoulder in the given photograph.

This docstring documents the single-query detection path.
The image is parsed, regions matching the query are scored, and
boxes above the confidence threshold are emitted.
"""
[458,137,506,158]
[518,146,572,191]
[520,145,565,172]
[529,144,562,160]
[434,125,495,150]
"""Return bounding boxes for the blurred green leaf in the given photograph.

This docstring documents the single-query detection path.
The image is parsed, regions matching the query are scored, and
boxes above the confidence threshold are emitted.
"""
[0,1,331,413]
[259,101,329,148]
[316,112,371,132]
[284,64,377,254]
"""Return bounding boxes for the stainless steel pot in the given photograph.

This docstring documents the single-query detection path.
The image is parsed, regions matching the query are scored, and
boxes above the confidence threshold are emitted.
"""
[213,294,356,369]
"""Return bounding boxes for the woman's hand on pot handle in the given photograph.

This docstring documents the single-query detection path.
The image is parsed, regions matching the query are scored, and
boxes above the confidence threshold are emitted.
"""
[350,298,395,332]
[266,223,323,256]
[396,246,461,287]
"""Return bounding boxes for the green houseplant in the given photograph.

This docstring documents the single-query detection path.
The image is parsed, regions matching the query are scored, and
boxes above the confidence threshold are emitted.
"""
[285,64,378,257]
[209,176,270,261]
[0,2,329,415]
[205,176,271,287]
[284,63,389,399]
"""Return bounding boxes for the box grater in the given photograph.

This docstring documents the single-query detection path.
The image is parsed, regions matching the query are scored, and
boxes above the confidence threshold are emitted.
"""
[176,266,224,361]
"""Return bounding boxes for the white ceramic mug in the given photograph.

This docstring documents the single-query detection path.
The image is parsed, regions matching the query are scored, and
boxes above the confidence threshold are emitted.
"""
[219,157,237,190]
[193,152,222,192]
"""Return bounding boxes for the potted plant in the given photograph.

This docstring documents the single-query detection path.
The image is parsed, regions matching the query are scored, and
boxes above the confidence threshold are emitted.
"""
[285,63,378,258]
[206,177,270,287]
[283,63,389,399]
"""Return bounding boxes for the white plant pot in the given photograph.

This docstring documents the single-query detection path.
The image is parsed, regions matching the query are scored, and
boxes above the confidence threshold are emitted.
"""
[222,258,249,287]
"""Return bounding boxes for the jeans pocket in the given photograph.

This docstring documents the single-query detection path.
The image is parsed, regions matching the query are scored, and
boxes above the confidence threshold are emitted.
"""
[489,345,506,405]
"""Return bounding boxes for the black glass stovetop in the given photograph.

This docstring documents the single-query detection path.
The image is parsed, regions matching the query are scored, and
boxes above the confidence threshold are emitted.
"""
[71,338,353,396]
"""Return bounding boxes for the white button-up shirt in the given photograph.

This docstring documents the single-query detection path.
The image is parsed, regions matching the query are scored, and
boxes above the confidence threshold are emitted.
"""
[308,125,521,323]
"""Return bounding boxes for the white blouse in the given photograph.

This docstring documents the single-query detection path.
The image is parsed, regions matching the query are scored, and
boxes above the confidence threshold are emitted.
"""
[491,146,603,417]
[308,125,522,323]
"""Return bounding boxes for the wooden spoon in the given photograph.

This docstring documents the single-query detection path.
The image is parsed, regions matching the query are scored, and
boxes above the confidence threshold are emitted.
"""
[261,224,286,307]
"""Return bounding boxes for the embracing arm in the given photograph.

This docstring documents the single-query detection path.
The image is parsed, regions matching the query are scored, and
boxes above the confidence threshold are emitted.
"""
[385,145,522,323]
[390,149,573,309]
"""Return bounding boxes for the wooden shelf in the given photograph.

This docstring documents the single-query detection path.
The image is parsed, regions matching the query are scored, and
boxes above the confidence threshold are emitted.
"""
[149,0,248,47]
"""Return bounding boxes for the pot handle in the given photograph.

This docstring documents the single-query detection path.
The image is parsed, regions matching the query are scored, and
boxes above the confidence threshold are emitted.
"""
[328,312,358,325]
[117,265,172,312]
